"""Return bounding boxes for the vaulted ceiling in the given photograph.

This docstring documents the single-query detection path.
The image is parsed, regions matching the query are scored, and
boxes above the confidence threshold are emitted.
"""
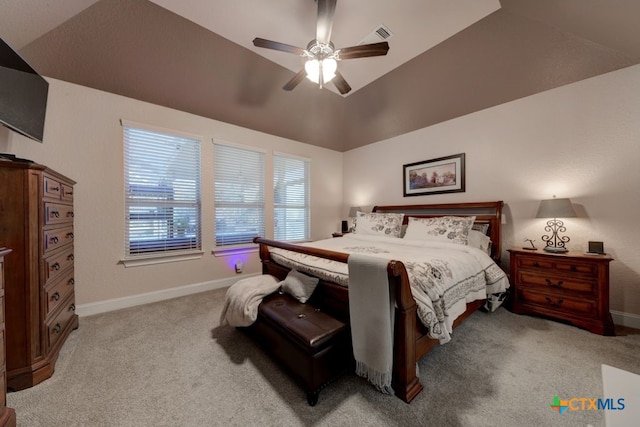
[2,0,639,151]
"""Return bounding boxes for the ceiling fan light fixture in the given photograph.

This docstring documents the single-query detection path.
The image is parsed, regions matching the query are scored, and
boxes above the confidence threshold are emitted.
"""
[305,57,337,84]
[305,58,320,83]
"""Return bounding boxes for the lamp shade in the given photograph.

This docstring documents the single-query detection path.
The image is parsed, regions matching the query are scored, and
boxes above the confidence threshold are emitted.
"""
[348,206,361,217]
[536,198,576,219]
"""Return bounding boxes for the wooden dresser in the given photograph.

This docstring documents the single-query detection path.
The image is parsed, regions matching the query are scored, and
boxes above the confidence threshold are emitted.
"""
[508,248,614,335]
[0,248,16,426]
[0,161,79,391]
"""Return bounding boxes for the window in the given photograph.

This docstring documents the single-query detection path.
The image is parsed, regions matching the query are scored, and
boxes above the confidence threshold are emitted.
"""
[274,153,310,242]
[214,143,265,246]
[123,121,201,258]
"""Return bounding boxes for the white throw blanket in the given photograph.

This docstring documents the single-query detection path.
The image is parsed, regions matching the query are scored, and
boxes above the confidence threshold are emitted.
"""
[219,275,280,327]
[348,253,395,394]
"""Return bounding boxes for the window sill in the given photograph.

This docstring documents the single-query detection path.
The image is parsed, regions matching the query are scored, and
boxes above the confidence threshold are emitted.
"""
[212,245,258,257]
[120,251,204,267]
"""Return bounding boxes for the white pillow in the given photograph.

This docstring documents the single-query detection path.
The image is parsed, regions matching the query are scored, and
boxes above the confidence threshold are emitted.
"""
[354,212,404,238]
[280,269,320,303]
[467,229,492,255]
[403,215,476,245]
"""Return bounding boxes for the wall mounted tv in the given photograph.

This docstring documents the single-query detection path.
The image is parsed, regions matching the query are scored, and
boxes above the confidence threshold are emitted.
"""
[0,37,48,143]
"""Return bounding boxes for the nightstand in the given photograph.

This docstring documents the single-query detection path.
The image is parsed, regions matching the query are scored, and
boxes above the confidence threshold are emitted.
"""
[508,248,614,335]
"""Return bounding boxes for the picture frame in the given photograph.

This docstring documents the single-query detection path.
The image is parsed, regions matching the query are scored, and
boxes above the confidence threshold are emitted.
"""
[403,153,465,197]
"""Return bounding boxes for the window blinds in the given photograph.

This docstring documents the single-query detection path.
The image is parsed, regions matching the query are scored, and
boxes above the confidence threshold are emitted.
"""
[274,154,309,242]
[214,143,265,246]
[123,123,201,256]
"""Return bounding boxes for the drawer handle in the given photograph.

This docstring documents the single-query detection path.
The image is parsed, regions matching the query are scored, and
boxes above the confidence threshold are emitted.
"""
[52,262,61,271]
[66,232,74,239]
[545,296,564,307]
[67,211,75,218]
[50,236,59,244]
[51,210,60,218]
[570,265,577,272]
[545,278,564,288]
[68,278,75,286]
[67,254,75,261]
[52,291,61,301]
[50,186,60,192]
[69,304,76,312]
[297,313,306,319]
[67,191,73,196]
[53,323,62,334]
[533,262,540,267]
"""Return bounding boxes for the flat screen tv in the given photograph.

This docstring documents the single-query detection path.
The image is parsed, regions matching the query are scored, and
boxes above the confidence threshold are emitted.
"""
[0,37,48,143]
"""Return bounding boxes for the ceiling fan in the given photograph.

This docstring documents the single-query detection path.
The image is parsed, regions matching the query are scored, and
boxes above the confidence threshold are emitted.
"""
[252,0,389,95]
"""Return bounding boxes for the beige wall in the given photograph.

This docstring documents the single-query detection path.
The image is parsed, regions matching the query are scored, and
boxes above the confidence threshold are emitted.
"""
[343,65,640,324]
[0,79,343,309]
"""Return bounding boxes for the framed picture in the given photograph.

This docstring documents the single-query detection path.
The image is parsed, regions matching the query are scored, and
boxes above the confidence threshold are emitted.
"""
[403,153,465,197]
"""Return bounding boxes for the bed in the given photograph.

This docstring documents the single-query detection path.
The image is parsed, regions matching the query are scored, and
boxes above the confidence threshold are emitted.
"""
[253,201,508,403]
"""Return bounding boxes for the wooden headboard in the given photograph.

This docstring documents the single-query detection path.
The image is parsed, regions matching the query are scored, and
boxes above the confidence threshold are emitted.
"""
[372,201,504,262]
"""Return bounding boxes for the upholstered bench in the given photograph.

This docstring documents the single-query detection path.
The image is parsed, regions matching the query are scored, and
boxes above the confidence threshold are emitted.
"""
[246,292,352,406]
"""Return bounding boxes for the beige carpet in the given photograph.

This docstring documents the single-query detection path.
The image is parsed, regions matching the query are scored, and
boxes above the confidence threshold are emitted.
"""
[7,287,640,426]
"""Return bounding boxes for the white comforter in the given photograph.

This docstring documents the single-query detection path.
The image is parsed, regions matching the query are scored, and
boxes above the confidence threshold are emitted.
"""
[269,233,509,343]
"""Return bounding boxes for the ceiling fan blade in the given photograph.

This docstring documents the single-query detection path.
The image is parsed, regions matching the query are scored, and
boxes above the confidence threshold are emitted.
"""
[332,70,351,95]
[283,69,307,91]
[316,0,337,44]
[253,38,305,55]
[337,42,390,60]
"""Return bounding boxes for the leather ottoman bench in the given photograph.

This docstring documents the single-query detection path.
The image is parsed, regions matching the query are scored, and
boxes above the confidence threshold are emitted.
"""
[246,292,352,406]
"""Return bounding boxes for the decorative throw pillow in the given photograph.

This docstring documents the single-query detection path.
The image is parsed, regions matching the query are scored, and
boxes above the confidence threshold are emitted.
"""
[280,269,320,303]
[472,223,490,235]
[403,215,476,245]
[354,212,404,238]
[467,229,492,255]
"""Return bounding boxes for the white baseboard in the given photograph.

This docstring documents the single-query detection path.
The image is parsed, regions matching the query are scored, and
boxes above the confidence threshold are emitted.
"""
[76,281,640,330]
[611,310,640,330]
[75,273,258,317]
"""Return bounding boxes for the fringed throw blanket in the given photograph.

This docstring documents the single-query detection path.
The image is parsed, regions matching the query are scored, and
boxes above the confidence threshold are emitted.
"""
[219,275,280,327]
[348,253,395,394]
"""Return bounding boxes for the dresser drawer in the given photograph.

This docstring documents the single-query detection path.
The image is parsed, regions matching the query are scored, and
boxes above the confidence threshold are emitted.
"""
[43,175,63,199]
[44,202,74,225]
[517,288,598,317]
[516,271,596,295]
[61,183,74,202]
[44,225,75,253]
[46,297,76,349]
[43,246,75,283]
[44,268,75,316]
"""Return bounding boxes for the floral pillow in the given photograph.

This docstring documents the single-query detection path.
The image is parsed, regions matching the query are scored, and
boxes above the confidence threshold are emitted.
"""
[403,216,476,245]
[354,212,405,238]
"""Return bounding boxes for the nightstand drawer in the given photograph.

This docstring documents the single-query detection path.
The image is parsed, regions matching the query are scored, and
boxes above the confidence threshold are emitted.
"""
[518,256,554,270]
[517,256,596,277]
[516,271,596,295]
[518,288,597,317]
[554,260,597,276]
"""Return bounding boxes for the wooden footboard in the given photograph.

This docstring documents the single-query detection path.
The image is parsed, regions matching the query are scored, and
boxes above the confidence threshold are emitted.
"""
[254,237,424,402]
[251,201,503,403]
